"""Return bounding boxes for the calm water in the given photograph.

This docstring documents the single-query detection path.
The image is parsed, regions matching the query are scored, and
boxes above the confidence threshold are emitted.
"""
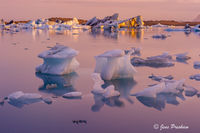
[0,28,200,133]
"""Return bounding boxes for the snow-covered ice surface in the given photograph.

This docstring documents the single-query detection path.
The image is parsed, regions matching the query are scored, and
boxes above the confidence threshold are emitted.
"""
[1,26,200,133]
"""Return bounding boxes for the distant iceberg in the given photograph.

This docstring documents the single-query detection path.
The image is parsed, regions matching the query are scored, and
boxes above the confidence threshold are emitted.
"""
[94,49,136,80]
[36,44,80,75]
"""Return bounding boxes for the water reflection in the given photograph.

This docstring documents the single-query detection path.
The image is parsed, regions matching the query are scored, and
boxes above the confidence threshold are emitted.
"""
[35,72,78,96]
[90,28,144,40]
[136,92,185,111]
[91,78,136,112]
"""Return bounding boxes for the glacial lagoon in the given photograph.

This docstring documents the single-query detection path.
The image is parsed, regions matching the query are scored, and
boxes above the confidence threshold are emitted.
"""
[0,28,200,133]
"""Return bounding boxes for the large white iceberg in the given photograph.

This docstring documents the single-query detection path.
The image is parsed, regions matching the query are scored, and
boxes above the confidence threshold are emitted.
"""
[94,49,136,80]
[36,44,80,75]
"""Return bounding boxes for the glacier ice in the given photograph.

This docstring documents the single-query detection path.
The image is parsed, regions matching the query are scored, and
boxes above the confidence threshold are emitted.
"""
[102,85,120,98]
[36,44,80,75]
[175,52,191,61]
[194,61,200,69]
[94,49,136,80]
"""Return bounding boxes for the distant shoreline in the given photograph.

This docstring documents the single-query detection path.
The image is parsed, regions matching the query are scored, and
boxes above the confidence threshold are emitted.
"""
[5,17,200,26]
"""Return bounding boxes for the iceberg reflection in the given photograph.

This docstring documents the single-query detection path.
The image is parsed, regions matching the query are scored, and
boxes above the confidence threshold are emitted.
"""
[36,72,78,96]
[91,78,136,112]
[136,92,185,111]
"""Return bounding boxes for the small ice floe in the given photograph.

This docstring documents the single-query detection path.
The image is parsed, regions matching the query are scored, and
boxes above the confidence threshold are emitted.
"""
[175,52,191,62]
[43,97,53,104]
[149,74,173,82]
[133,79,185,98]
[193,61,200,69]
[151,23,168,28]
[131,53,174,68]
[124,47,141,56]
[94,49,136,80]
[91,73,120,98]
[190,74,200,81]
[8,91,42,108]
[152,34,167,39]
[102,85,120,98]
[36,44,80,75]
[63,92,82,99]
[0,98,4,106]
[183,85,198,97]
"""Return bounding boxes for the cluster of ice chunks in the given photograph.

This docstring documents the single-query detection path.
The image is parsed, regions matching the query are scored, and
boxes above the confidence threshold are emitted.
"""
[0,18,90,33]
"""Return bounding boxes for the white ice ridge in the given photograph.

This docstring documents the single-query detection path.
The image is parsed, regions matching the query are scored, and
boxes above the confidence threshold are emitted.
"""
[91,73,120,98]
[36,44,80,75]
[94,49,137,80]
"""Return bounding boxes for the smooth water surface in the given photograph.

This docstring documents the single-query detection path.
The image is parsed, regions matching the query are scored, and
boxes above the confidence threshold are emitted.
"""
[0,28,200,133]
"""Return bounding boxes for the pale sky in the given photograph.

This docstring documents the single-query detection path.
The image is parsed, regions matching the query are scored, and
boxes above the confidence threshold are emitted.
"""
[0,0,199,21]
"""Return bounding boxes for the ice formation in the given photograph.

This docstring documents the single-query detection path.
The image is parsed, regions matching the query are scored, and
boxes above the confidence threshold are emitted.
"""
[149,74,173,82]
[133,79,185,98]
[151,23,168,28]
[36,44,80,75]
[62,92,82,98]
[184,85,198,97]
[190,74,200,81]
[175,52,191,61]
[152,34,167,39]
[8,91,42,108]
[131,53,174,68]
[194,61,200,69]
[91,73,120,98]
[94,49,137,80]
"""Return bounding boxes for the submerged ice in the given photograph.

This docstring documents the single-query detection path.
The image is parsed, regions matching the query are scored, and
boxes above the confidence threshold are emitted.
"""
[36,44,80,75]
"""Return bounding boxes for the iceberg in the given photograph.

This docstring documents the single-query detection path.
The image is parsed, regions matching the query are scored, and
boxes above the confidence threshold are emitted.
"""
[149,74,173,82]
[91,73,120,98]
[152,34,167,39]
[184,85,198,97]
[194,61,200,69]
[94,49,136,80]
[8,91,42,108]
[175,52,191,61]
[192,24,200,32]
[190,74,200,81]
[36,44,80,75]
[133,79,185,98]
[43,97,53,104]
[102,85,120,98]
[131,57,174,68]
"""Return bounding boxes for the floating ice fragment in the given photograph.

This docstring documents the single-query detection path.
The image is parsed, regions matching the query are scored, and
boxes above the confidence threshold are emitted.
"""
[8,91,42,108]
[193,61,200,69]
[131,57,174,68]
[190,74,200,81]
[152,34,167,39]
[94,49,136,80]
[91,73,105,94]
[175,52,191,61]
[149,74,173,82]
[36,44,79,75]
[184,85,198,97]
[43,97,53,104]
[103,85,120,98]
[63,92,82,99]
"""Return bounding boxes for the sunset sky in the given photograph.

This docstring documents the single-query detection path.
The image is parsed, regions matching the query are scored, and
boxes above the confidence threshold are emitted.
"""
[0,0,199,21]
